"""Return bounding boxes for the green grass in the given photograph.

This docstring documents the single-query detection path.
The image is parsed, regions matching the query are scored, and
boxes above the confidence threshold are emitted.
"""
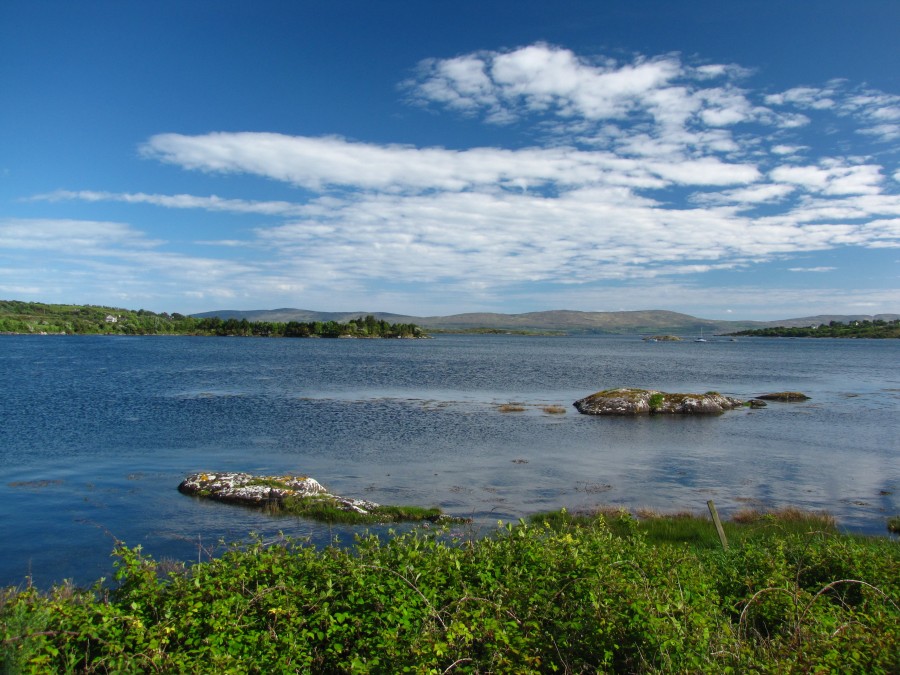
[648,392,665,411]
[371,505,445,522]
[274,495,448,524]
[246,476,302,489]
[528,506,841,548]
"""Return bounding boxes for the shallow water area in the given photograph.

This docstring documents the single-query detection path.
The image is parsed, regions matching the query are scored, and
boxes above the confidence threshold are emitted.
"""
[1,333,898,587]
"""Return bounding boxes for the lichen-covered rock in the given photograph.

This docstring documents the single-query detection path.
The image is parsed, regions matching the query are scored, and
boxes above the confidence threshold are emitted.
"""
[178,472,328,505]
[755,392,810,401]
[573,388,743,416]
[178,472,464,523]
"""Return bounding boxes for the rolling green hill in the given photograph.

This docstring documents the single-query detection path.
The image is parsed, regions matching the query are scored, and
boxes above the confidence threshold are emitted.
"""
[193,307,900,335]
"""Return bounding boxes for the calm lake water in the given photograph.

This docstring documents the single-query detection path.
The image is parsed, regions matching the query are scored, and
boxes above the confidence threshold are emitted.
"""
[1,333,898,587]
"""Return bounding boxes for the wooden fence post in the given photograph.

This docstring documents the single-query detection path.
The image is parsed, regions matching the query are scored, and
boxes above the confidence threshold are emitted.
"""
[707,499,729,550]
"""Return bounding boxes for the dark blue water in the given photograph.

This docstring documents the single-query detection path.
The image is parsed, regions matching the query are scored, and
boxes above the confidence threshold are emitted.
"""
[1,334,898,587]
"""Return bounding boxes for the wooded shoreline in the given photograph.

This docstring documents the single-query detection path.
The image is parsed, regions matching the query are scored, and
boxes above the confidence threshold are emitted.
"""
[0,301,425,338]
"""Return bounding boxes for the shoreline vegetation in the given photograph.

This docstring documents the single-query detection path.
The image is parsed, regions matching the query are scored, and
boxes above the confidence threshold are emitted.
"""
[0,301,425,339]
[1,507,897,672]
[727,319,900,339]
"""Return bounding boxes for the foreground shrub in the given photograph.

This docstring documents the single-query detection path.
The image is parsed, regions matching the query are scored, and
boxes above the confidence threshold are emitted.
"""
[2,515,898,673]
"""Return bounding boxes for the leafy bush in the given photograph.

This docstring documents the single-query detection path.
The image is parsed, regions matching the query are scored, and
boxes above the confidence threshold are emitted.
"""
[2,515,898,673]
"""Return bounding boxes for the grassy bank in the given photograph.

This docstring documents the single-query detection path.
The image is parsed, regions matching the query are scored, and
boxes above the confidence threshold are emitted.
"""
[1,510,897,673]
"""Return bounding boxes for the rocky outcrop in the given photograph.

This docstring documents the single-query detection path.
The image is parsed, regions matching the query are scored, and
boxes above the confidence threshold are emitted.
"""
[178,472,378,512]
[755,392,810,401]
[178,472,463,523]
[574,388,743,416]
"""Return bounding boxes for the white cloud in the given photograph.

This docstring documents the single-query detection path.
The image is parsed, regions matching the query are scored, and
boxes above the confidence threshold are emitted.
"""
[695,86,757,126]
[646,158,760,186]
[31,190,305,216]
[239,184,899,289]
[0,217,160,252]
[0,218,261,304]
[770,144,808,156]
[767,82,900,143]
[858,123,900,141]
[412,53,498,115]
[409,44,684,123]
[409,43,779,138]
[141,132,764,195]
[769,112,811,129]
[765,86,837,110]
[769,163,884,195]
[692,183,796,207]
[860,218,900,247]
[788,266,836,272]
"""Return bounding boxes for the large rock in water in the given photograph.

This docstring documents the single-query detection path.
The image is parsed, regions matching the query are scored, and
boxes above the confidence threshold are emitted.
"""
[177,472,466,523]
[574,388,743,416]
[178,472,379,514]
[755,391,810,401]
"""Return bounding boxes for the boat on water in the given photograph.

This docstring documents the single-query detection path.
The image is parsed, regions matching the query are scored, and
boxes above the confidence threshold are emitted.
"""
[695,328,707,342]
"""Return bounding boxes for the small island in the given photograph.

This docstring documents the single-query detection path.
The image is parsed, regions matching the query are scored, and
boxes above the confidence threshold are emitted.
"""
[178,472,463,524]
[574,388,744,415]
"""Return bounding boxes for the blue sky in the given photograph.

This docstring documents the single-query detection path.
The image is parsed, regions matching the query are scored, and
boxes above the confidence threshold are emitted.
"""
[1,1,898,319]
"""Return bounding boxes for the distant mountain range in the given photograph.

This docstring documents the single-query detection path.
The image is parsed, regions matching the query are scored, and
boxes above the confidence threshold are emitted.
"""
[191,308,900,335]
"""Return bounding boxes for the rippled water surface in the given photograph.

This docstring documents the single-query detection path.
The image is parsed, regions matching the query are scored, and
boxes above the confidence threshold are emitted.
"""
[1,334,898,587]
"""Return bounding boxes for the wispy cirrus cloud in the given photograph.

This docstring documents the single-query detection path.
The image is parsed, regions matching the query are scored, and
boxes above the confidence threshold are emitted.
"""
[766,80,900,142]
[30,190,306,216]
[0,217,263,304]
[140,132,761,193]
[0,217,160,252]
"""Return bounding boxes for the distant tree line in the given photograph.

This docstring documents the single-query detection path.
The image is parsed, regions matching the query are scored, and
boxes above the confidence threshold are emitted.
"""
[192,315,423,338]
[0,301,425,338]
[729,319,900,339]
